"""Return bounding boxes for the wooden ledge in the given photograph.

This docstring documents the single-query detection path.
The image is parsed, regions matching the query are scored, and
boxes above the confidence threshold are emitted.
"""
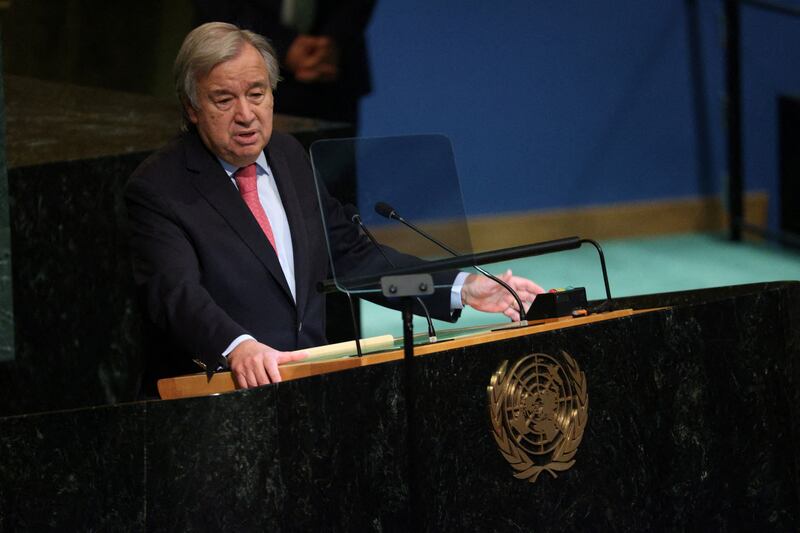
[158,308,647,400]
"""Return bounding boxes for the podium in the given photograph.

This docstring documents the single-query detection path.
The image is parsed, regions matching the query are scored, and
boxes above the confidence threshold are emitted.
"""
[0,281,798,530]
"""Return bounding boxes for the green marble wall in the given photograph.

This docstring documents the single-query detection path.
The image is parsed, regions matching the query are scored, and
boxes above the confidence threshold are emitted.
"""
[0,32,13,362]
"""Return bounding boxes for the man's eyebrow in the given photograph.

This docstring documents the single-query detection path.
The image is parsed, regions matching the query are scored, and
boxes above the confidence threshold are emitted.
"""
[206,80,268,98]
[208,88,234,98]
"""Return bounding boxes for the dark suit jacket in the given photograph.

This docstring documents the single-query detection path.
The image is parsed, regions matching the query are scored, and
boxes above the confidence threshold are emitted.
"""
[126,130,456,383]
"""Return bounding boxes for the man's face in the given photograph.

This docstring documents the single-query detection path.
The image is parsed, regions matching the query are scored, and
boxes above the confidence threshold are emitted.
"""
[187,43,274,167]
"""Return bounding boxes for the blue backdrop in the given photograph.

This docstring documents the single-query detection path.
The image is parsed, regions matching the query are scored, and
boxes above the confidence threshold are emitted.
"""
[359,1,800,230]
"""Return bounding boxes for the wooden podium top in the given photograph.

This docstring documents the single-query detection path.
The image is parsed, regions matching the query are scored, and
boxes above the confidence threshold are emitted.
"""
[158,309,642,400]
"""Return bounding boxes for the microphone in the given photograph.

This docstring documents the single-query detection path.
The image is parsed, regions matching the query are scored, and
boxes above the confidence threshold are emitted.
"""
[373,201,528,325]
[374,202,398,220]
[344,205,438,342]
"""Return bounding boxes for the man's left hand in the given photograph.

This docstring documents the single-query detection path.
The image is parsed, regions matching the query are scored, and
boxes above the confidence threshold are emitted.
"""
[461,270,544,321]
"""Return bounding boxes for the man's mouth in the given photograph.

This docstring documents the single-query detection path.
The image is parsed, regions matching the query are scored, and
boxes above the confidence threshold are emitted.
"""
[234,131,259,144]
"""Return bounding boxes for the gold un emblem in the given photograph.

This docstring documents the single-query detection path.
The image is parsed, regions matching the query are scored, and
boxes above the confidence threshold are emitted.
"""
[487,351,588,483]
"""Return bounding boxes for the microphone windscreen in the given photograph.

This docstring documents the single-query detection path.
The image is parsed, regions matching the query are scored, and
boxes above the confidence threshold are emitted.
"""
[374,201,396,219]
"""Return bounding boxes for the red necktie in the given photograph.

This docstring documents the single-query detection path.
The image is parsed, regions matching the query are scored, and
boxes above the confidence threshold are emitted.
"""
[235,164,277,250]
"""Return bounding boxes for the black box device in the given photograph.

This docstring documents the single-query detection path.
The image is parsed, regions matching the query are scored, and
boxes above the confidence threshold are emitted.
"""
[526,287,588,320]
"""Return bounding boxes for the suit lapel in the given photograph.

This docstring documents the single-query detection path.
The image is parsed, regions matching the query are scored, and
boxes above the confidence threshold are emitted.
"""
[183,131,294,304]
[266,140,311,320]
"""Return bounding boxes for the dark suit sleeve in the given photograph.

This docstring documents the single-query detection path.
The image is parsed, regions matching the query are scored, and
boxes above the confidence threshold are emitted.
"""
[125,176,248,369]
[318,0,376,42]
[314,181,460,322]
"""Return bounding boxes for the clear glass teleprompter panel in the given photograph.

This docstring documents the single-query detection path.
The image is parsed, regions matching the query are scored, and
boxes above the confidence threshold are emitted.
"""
[310,134,475,295]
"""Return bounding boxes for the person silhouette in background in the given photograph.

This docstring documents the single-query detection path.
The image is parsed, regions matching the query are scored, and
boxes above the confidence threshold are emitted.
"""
[194,0,375,126]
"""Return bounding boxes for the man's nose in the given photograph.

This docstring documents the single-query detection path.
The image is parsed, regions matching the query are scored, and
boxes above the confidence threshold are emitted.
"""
[233,96,255,123]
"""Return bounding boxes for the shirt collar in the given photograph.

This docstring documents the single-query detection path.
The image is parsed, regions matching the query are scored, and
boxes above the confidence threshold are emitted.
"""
[217,151,269,178]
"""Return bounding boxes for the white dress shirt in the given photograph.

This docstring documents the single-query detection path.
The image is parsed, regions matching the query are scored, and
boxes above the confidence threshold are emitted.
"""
[218,153,296,355]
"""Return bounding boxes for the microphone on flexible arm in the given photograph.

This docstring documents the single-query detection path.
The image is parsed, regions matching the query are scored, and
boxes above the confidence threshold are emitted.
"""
[344,204,438,342]
[373,201,528,326]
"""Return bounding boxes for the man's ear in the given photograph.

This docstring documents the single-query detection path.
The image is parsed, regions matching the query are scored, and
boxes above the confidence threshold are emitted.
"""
[186,103,199,125]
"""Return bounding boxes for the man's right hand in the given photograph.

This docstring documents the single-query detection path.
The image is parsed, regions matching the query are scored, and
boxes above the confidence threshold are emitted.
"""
[227,339,308,389]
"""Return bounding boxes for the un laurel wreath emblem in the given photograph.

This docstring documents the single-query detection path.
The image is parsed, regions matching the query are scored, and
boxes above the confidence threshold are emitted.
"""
[487,351,588,483]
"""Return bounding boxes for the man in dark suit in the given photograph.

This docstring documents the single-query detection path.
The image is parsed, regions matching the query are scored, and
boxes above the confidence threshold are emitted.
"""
[126,22,543,391]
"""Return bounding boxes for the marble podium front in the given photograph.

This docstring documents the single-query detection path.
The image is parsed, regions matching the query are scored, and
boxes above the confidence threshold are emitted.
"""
[0,282,797,531]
